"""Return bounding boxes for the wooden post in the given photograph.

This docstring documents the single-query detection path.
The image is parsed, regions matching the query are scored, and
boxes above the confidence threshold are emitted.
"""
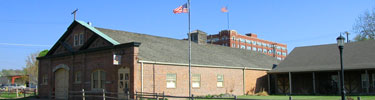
[365,70,369,94]
[312,72,316,94]
[162,91,165,100]
[16,89,19,97]
[135,91,138,100]
[358,96,361,100]
[289,96,292,100]
[23,89,25,97]
[82,89,85,100]
[127,91,130,100]
[234,95,237,100]
[191,94,194,100]
[289,72,292,95]
[156,93,159,100]
[103,89,106,100]
[268,74,271,94]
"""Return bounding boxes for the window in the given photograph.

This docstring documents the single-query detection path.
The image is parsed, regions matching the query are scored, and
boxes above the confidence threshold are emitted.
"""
[252,47,257,51]
[217,74,224,87]
[257,42,262,46]
[92,70,106,90]
[166,73,176,88]
[42,75,48,85]
[240,38,245,43]
[282,52,287,56]
[269,50,273,54]
[232,37,235,41]
[252,41,256,45]
[372,74,375,88]
[247,46,251,50]
[277,52,281,55]
[74,34,79,46]
[75,71,81,83]
[192,74,201,88]
[258,48,262,52]
[79,33,84,45]
[263,49,267,53]
[246,40,252,44]
[232,43,236,47]
[277,57,282,60]
[362,74,369,89]
[240,45,246,49]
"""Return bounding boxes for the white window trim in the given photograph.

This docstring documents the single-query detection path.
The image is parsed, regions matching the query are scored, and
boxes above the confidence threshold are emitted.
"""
[166,73,177,88]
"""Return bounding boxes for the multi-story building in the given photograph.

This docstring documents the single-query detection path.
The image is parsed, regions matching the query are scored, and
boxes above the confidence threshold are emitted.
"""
[206,30,287,60]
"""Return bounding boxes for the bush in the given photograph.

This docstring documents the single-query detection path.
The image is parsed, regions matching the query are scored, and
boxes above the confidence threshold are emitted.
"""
[255,91,269,96]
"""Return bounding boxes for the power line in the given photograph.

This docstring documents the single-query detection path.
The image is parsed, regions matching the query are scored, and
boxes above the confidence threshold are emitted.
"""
[0,43,51,47]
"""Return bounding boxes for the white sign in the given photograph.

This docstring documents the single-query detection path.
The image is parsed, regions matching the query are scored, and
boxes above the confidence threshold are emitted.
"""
[113,54,121,65]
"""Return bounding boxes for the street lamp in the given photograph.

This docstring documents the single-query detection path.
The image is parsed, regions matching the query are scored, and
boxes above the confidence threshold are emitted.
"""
[337,35,345,100]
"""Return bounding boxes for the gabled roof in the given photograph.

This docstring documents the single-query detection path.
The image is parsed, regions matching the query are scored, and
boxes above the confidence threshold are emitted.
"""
[269,40,375,73]
[95,28,279,70]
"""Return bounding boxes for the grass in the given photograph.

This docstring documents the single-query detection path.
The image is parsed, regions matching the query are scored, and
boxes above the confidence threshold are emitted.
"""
[237,95,375,100]
[0,92,37,100]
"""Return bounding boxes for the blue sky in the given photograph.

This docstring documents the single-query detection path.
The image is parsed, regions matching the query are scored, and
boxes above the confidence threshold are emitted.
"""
[0,0,373,70]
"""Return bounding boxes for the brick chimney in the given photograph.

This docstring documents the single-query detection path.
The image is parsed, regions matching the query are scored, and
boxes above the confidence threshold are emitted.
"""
[246,33,257,38]
[190,30,207,44]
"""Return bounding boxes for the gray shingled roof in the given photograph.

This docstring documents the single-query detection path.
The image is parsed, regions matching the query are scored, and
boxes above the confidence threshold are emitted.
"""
[95,27,279,70]
[269,40,375,73]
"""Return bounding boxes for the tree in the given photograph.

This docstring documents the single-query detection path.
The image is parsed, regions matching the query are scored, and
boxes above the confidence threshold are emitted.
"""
[353,9,375,41]
[23,50,48,85]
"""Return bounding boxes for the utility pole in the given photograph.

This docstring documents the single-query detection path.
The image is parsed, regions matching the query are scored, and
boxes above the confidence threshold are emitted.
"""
[71,8,78,20]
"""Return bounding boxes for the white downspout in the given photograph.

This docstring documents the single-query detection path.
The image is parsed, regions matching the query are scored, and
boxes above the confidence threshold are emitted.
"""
[141,62,144,92]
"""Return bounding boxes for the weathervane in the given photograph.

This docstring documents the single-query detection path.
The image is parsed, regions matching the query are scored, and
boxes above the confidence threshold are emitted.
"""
[71,8,78,20]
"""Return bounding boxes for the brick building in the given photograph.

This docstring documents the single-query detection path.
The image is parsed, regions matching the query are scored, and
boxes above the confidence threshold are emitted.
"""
[37,20,279,99]
[268,40,375,95]
[206,30,287,60]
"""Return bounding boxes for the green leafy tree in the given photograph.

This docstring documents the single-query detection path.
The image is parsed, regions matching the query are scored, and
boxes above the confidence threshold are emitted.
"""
[353,9,375,41]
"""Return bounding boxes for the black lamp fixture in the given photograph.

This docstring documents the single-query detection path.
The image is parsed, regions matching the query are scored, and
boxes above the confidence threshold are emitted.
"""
[336,35,345,100]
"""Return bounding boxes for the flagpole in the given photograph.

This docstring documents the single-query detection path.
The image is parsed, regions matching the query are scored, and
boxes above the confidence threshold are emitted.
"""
[227,10,230,30]
[187,0,192,98]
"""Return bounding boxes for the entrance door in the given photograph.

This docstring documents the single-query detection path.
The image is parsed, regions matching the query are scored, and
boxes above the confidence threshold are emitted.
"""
[55,68,69,99]
[118,67,130,99]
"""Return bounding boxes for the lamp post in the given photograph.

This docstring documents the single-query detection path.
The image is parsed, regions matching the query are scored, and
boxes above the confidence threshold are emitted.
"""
[337,35,345,100]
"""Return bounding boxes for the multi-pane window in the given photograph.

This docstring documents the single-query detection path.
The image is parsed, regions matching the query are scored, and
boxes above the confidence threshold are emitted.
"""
[372,74,375,88]
[166,73,177,88]
[247,46,251,50]
[362,74,369,89]
[232,37,235,41]
[192,74,201,88]
[232,43,236,47]
[246,40,252,44]
[252,41,256,45]
[74,34,79,46]
[79,33,84,45]
[42,75,48,85]
[75,71,81,83]
[257,42,262,46]
[282,52,287,56]
[217,74,224,87]
[263,49,267,53]
[258,48,262,52]
[92,70,106,90]
[239,38,245,43]
[277,52,281,55]
[240,45,246,49]
[269,50,273,54]
[252,47,257,51]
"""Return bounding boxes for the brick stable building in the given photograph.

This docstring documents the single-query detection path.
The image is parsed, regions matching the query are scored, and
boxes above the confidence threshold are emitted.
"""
[206,30,287,60]
[37,20,279,99]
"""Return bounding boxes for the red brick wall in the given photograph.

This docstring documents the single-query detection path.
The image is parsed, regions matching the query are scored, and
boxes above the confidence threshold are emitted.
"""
[134,63,269,97]
[244,70,268,95]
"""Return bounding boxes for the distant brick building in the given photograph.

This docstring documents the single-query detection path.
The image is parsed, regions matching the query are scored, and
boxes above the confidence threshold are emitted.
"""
[206,30,287,60]
[37,20,279,99]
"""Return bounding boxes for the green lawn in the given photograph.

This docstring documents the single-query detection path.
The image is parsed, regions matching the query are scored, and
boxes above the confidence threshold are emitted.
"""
[0,92,36,100]
[237,95,375,100]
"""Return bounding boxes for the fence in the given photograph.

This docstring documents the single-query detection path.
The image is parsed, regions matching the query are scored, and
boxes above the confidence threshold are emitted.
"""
[59,89,270,100]
[0,88,37,98]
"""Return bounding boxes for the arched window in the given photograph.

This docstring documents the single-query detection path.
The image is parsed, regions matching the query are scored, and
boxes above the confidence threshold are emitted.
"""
[92,70,106,90]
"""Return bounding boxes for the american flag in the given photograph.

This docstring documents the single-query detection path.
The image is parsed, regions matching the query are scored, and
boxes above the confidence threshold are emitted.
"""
[173,3,188,14]
[221,6,228,12]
